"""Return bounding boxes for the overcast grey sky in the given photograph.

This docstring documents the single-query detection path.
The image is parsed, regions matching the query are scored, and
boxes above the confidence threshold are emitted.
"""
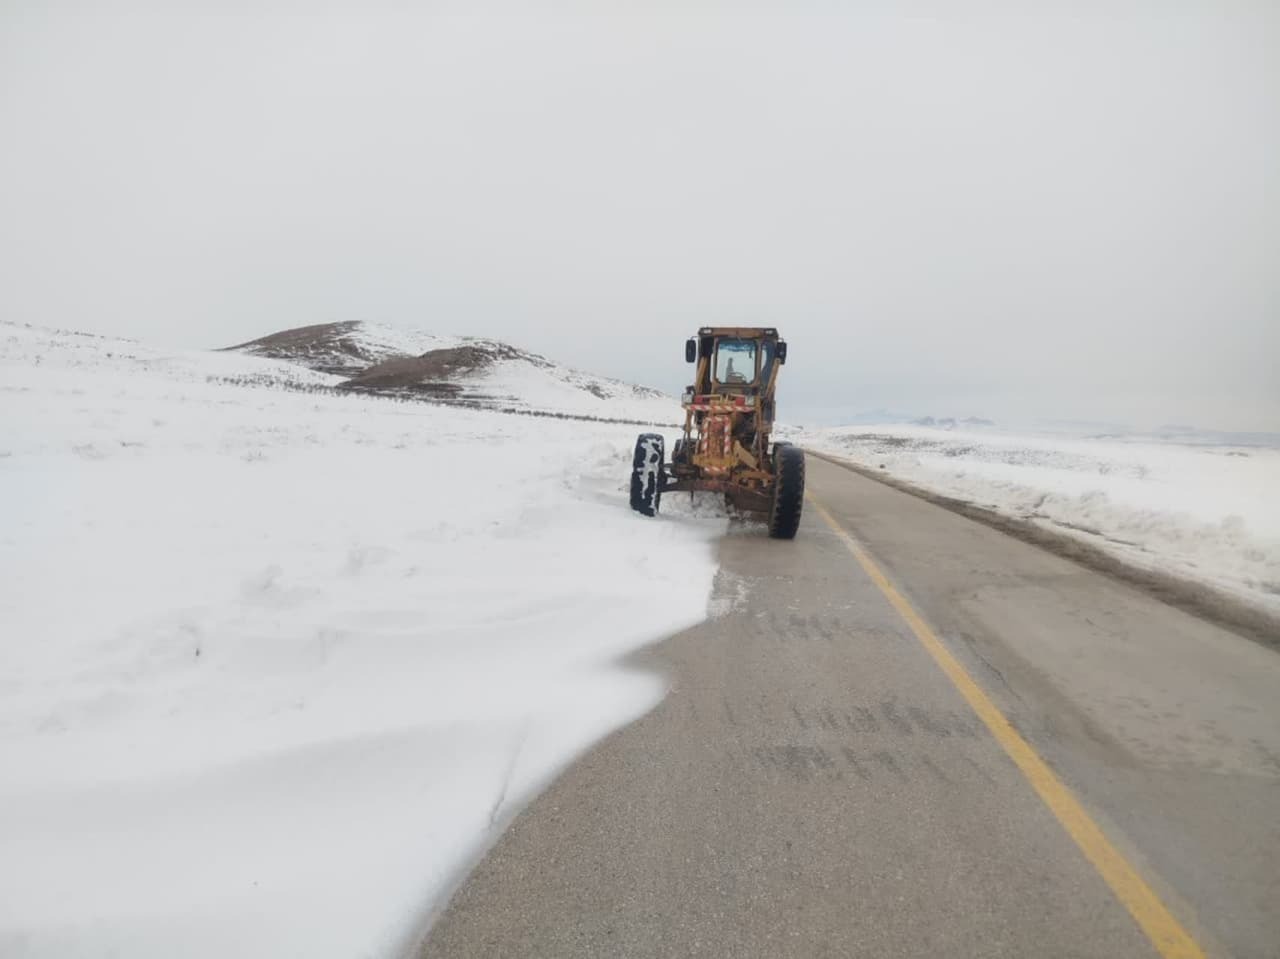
[2,1,1277,429]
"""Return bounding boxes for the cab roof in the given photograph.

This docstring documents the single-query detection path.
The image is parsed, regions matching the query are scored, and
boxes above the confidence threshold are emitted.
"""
[697,326,779,338]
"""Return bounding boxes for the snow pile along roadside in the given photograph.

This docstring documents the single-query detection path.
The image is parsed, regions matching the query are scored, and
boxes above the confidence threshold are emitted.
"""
[793,423,1280,617]
[0,321,724,958]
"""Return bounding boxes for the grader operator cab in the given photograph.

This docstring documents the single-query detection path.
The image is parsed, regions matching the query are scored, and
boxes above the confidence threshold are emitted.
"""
[629,327,805,539]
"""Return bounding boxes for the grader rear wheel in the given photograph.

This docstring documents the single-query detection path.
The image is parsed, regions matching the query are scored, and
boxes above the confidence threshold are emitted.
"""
[768,444,805,539]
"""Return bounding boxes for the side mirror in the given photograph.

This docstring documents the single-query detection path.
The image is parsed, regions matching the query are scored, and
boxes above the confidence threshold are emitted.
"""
[777,341,788,364]
[685,338,697,363]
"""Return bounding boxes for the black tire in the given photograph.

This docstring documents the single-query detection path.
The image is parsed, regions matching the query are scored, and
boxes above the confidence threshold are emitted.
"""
[671,438,688,464]
[630,433,664,517]
[768,444,805,539]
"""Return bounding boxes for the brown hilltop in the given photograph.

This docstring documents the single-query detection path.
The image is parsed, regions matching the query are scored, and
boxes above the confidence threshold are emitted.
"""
[225,321,385,376]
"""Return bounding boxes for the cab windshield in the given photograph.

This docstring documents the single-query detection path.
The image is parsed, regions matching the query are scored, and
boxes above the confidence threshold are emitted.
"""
[714,338,759,386]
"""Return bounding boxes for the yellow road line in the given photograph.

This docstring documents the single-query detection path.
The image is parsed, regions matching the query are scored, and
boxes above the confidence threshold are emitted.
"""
[807,494,1206,959]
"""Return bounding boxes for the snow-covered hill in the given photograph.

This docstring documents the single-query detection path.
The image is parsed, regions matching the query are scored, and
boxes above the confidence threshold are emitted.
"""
[229,320,677,423]
[0,321,722,958]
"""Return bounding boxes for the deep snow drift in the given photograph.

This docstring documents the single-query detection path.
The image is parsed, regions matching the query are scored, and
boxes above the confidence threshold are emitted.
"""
[0,322,723,958]
[792,422,1280,616]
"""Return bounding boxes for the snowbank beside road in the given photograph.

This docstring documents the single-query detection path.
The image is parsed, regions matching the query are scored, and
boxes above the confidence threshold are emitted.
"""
[0,322,723,958]
[792,423,1280,617]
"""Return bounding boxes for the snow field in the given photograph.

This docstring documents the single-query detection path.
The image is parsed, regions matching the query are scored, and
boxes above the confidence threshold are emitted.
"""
[792,423,1280,614]
[466,354,676,422]
[0,323,723,958]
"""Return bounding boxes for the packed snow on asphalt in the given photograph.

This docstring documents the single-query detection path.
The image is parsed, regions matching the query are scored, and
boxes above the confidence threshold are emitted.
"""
[0,322,723,958]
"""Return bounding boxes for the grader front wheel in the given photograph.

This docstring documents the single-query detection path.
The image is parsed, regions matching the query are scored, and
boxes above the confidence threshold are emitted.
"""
[630,433,665,517]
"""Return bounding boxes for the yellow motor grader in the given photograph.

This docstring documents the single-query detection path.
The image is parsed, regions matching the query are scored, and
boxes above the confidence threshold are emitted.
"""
[629,327,804,539]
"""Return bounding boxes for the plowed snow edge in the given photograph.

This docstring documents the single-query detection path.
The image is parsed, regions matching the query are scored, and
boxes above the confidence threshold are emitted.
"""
[808,449,1280,649]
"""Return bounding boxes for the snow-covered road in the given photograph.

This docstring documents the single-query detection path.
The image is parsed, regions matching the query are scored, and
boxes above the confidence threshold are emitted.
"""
[0,323,723,957]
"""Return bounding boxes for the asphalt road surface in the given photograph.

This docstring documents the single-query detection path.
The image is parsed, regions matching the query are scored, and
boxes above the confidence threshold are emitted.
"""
[421,455,1280,958]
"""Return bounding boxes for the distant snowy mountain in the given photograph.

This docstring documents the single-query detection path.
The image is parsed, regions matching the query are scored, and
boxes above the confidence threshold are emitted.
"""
[910,415,996,429]
[229,321,676,423]
[795,409,999,430]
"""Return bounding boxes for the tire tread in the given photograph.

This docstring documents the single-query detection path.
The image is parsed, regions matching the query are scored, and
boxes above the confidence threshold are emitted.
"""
[768,444,805,539]
[630,433,664,517]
